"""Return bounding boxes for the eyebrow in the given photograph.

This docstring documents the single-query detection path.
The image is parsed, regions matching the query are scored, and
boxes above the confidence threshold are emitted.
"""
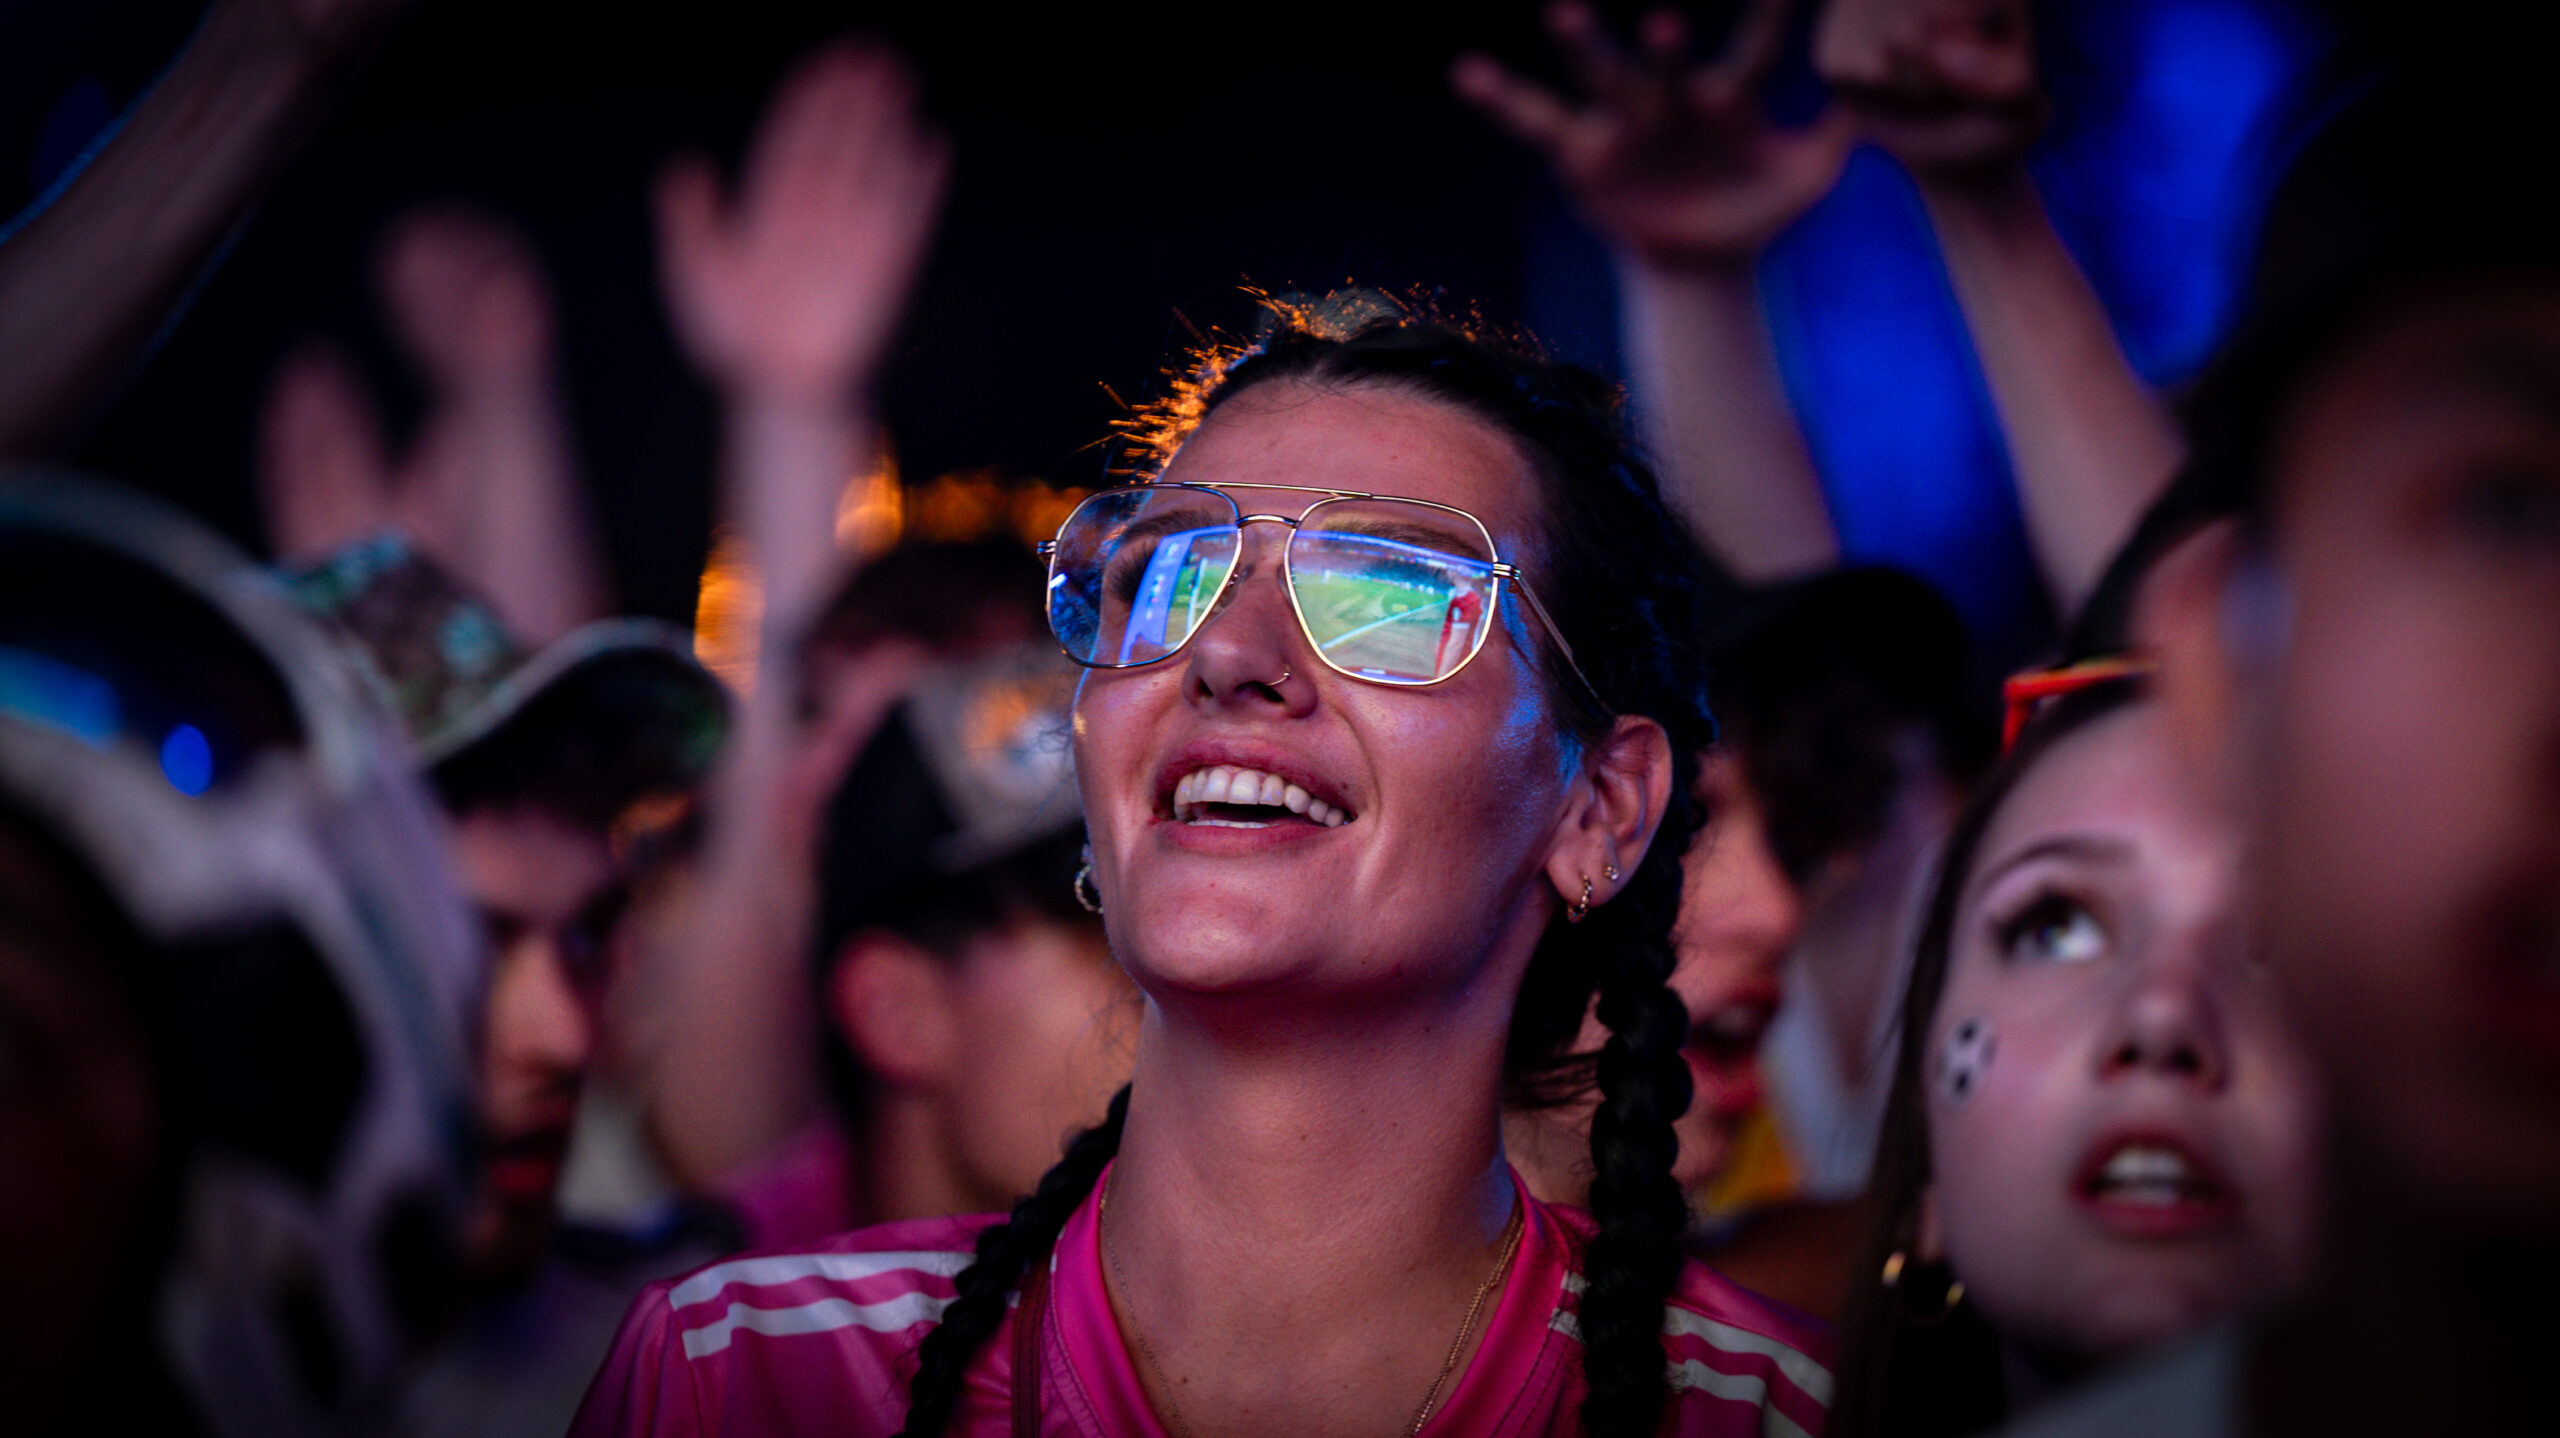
[1969,833,2136,894]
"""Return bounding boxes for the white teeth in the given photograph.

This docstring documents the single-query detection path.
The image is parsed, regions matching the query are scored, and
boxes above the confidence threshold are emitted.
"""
[2092,1145,2210,1206]
[2101,1147,2192,1186]
[1169,765,1350,826]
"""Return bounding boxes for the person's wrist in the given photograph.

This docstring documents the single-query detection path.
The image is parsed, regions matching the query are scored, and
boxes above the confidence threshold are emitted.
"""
[198,0,406,79]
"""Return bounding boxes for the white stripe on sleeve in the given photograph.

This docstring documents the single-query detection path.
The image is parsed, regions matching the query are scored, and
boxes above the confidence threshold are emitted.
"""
[680,1291,954,1359]
[668,1250,974,1309]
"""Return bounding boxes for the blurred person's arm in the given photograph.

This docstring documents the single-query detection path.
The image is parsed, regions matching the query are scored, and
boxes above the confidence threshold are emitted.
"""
[0,0,409,459]
[1817,0,2184,614]
[1455,0,1853,583]
[257,208,609,644]
[634,44,947,1187]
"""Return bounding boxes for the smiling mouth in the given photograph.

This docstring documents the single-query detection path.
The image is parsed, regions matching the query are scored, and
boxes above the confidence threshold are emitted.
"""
[1170,765,1352,828]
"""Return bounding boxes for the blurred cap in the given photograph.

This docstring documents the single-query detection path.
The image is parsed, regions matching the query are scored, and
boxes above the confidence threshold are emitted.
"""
[281,530,727,812]
[816,641,1082,957]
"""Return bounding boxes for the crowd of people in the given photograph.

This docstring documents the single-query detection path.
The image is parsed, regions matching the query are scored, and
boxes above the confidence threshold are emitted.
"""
[3,1,2554,1435]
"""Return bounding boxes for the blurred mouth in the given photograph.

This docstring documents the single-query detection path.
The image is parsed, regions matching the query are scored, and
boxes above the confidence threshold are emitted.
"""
[2072,1131,2237,1237]
[1688,995,1778,1067]
[485,1127,571,1206]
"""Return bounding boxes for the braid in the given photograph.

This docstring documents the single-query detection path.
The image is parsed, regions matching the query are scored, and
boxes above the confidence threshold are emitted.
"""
[1574,808,1697,1438]
[899,1084,1130,1437]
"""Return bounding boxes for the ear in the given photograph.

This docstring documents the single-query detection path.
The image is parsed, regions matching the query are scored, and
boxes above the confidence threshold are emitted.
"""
[1544,715,1675,917]
[825,932,960,1089]
[2137,518,2257,817]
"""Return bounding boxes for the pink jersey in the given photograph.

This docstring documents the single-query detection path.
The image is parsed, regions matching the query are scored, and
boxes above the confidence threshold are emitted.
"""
[571,1175,1833,1437]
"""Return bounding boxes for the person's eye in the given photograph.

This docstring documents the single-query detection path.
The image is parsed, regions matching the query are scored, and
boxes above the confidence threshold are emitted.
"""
[2450,462,2560,557]
[1995,894,2109,965]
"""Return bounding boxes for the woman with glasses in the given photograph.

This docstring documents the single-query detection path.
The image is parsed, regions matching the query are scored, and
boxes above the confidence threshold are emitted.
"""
[573,296,1834,1436]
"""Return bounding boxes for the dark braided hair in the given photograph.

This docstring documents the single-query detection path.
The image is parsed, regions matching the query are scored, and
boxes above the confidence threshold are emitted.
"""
[900,292,1721,1437]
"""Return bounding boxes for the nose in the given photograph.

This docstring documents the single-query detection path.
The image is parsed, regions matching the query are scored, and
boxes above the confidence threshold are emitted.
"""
[486,931,596,1093]
[1181,522,1316,714]
[2094,921,2238,1090]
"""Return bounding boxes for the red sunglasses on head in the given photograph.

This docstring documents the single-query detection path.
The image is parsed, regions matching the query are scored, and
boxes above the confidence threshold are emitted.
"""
[1999,655,2156,753]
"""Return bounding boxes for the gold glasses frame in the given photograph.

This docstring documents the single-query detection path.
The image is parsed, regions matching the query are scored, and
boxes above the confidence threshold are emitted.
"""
[1036,482,1603,707]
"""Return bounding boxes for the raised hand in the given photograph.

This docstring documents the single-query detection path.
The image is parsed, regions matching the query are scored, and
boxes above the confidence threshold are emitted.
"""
[653,44,950,409]
[1452,0,1853,268]
[376,208,557,397]
[1815,0,2045,177]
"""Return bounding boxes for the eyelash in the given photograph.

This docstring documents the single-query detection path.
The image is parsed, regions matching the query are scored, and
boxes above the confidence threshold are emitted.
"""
[1989,889,2111,966]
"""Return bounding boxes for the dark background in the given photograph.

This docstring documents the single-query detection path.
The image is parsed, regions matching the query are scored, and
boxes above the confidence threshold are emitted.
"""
[3,0,2329,666]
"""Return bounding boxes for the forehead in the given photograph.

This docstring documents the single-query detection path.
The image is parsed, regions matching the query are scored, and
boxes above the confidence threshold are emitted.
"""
[1965,705,2218,898]
[1160,380,1545,549]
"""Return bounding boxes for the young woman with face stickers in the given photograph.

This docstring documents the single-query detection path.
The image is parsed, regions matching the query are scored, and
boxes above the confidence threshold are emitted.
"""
[1826,674,2323,1437]
[572,302,1835,1438]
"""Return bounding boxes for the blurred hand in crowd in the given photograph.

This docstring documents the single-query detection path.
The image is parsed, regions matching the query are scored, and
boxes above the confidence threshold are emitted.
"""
[654,44,948,414]
[258,206,607,643]
[633,44,954,1188]
[1453,0,1854,269]
[1816,0,2046,177]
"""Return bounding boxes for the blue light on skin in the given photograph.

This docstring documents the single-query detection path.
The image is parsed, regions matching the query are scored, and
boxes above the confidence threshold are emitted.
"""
[160,724,213,796]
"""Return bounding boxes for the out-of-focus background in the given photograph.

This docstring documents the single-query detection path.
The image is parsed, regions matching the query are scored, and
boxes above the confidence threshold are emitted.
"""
[6,0,2325,667]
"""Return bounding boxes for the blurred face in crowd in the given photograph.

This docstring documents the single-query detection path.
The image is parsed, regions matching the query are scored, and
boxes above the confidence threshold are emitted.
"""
[448,801,622,1278]
[832,913,1138,1217]
[1924,702,2322,1369]
[1072,381,1597,1011]
[2224,281,2560,1241]
[1667,750,1800,1190]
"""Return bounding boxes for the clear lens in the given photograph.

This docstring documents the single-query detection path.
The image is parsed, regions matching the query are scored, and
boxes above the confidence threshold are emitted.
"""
[1289,500,1499,684]
[1047,487,1241,668]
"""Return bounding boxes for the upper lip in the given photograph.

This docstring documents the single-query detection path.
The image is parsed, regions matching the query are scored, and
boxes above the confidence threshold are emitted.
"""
[1151,739,1356,822]
[1687,981,1782,1064]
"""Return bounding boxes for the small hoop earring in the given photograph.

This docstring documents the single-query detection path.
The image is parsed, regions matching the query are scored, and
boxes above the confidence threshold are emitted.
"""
[1881,1249,1966,1325]
[1565,873,1594,924]
[1074,843,1104,915]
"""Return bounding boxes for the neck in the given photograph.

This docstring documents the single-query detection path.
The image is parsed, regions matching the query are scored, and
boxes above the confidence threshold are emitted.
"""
[1099,984,1526,1436]
[858,1090,1000,1224]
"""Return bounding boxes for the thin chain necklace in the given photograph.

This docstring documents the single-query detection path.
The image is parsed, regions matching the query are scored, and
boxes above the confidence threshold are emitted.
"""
[1097,1176,1526,1438]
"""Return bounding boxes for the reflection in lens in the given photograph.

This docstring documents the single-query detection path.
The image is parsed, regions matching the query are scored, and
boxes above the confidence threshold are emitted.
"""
[1048,488,1239,669]
[1291,504,1497,683]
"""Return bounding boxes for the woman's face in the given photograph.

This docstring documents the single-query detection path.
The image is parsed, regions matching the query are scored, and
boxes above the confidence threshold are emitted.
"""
[1074,380,1583,1009]
[1924,702,2321,1368]
[1668,750,1800,1189]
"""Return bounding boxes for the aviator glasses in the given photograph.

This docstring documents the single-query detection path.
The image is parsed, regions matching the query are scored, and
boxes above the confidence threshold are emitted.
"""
[1038,482,1598,701]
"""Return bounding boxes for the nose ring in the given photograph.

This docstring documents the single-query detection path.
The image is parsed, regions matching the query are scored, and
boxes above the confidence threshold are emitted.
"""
[1264,665,1292,689]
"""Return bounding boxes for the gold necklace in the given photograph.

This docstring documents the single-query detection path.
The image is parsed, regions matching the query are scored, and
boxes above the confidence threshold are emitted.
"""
[1097,1178,1526,1438]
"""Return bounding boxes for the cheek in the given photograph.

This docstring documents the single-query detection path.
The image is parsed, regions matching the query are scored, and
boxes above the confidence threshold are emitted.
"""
[1924,1000,2080,1268]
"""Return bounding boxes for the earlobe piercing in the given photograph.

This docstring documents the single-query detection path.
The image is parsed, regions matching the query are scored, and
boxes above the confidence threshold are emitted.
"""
[1566,873,1594,923]
[1074,843,1104,915]
[1603,861,1620,884]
